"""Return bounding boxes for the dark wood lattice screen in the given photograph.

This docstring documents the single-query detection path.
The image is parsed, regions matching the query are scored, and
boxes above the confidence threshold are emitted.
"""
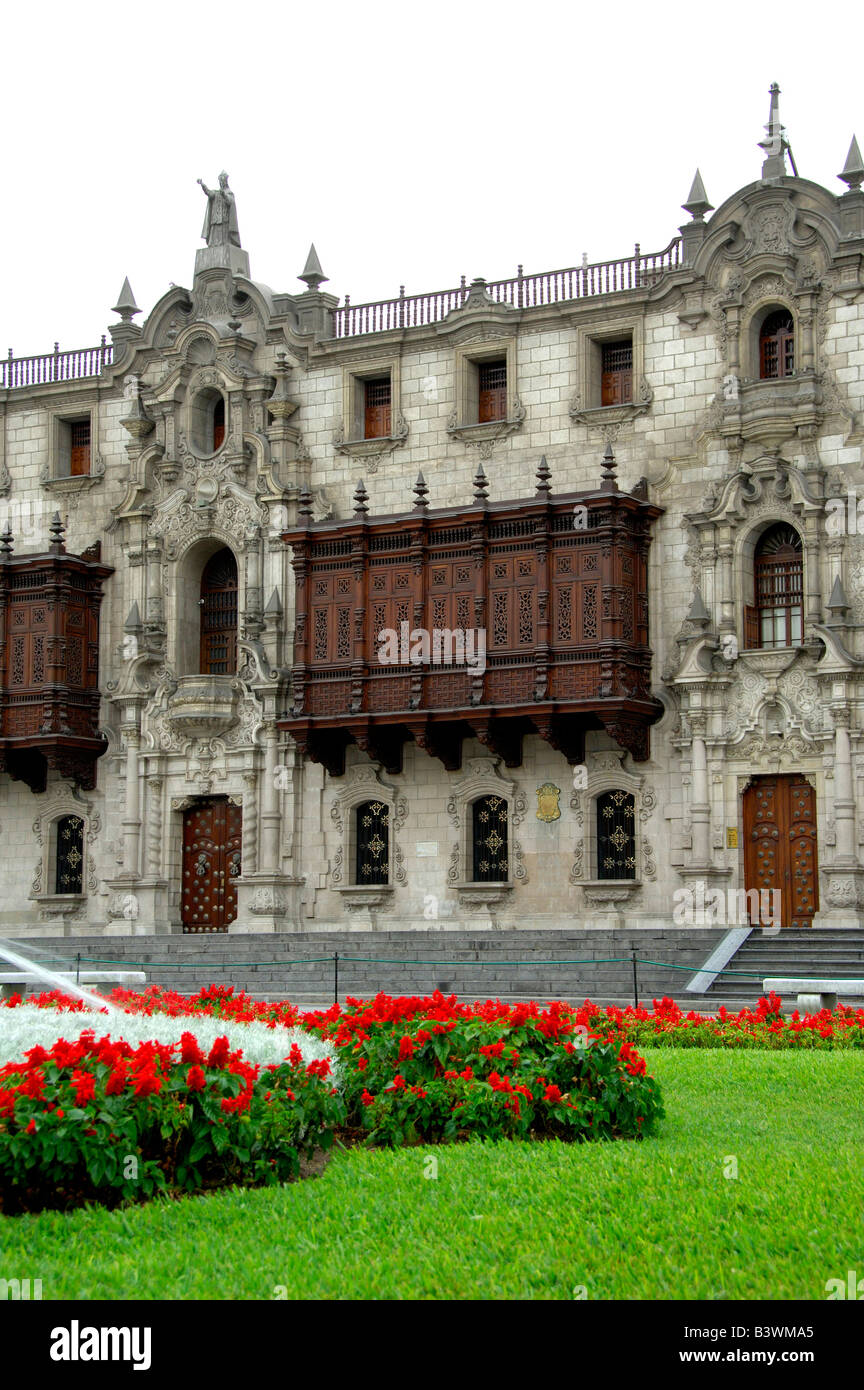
[601,340,633,406]
[55,815,85,893]
[355,799,390,883]
[478,360,507,423]
[472,794,509,881]
[200,548,238,675]
[759,310,795,379]
[364,378,392,439]
[597,789,636,880]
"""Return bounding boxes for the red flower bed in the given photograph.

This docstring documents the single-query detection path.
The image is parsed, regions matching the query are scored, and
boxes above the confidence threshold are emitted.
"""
[0,1025,343,1214]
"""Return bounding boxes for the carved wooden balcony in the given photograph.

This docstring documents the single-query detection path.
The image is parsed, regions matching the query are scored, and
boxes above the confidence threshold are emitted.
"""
[279,456,663,776]
[0,516,113,792]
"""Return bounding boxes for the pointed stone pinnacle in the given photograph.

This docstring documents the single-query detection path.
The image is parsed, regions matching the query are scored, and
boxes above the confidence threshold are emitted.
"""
[265,587,283,615]
[839,136,864,191]
[600,440,618,490]
[473,463,489,502]
[687,589,711,625]
[412,471,429,510]
[535,454,552,497]
[299,244,328,290]
[112,277,141,320]
[353,479,369,517]
[298,489,314,519]
[124,602,142,632]
[682,169,714,220]
[827,574,850,614]
[0,522,13,557]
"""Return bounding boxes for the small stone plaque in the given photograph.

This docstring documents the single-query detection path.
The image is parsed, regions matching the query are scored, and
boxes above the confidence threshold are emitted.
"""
[416,842,438,857]
[726,827,738,848]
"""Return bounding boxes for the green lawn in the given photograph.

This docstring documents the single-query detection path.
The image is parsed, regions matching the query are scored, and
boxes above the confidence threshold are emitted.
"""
[2,1049,862,1300]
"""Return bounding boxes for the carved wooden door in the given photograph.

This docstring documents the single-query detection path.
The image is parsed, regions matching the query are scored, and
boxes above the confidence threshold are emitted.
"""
[181,798,242,932]
[743,775,818,928]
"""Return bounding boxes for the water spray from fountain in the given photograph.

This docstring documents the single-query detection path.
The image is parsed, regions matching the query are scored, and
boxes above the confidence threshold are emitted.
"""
[0,938,122,1016]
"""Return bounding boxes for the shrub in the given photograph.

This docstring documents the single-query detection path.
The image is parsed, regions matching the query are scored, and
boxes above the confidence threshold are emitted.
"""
[0,1030,344,1214]
[302,993,664,1147]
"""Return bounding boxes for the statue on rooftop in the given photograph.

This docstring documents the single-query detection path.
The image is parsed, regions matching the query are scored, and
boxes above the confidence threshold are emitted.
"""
[198,172,241,249]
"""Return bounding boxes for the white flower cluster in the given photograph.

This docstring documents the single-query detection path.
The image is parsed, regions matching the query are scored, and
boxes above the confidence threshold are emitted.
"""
[0,1003,340,1077]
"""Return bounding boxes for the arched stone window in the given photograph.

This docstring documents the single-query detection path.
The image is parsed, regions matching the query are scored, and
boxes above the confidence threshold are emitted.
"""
[747,523,803,650]
[190,387,226,455]
[759,308,795,379]
[354,799,390,884]
[212,397,225,451]
[199,548,238,674]
[596,790,636,880]
[471,794,509,882]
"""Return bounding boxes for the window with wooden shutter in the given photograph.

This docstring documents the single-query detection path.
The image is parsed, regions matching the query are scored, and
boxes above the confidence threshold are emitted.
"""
[601,341,633,406]
[199,548,238,674]
[69,421,91,476]
[478,360,507,423]
[753,524,803,649]
[759,310,794,379]
[364,377,392,439]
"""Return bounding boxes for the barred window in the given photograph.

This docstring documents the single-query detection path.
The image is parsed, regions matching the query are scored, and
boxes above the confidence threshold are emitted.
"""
[471,794,509,882]
[55,816,85,894]
[596,791,636,880]
[355,800,390,884]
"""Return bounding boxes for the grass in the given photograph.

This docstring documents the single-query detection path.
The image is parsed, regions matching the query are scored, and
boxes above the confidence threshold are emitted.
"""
[2,1048,862,1300]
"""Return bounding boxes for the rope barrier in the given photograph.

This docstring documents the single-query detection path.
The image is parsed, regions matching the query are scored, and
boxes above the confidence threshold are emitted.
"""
[38,951,775,979]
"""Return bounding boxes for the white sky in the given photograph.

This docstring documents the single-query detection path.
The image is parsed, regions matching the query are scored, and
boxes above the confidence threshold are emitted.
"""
[1,0,859,357]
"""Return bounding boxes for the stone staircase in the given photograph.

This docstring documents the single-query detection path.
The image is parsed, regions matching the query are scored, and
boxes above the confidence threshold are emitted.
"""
[9,927,864,1013]
[703,928,864,1009]
[5,929,729,1011]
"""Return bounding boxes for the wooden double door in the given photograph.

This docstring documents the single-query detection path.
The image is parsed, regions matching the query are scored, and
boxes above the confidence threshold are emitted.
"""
[743,775,819,928]
[181,798,242,932]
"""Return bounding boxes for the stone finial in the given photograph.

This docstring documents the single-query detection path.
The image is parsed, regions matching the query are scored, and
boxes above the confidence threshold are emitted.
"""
[758,81,795,181]
[412,471,429,511]
[298,488,314,520]
[112,277,141,322]
[826,574,850,624]
[839,136,864,191]
[124,602,142,632]
[535,454,552,498]
[600,440,618,491]
[48,511,66,554]
[682,169,714,221]
[299,244,328,291]
[353,479,369,517]
[0,523,13,558]
[686,589,711,627]
[265,587,283,615]
[473,462,489,502]
[267,352,299,420]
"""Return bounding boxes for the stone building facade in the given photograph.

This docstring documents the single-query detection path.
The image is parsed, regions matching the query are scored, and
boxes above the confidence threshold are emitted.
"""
[2,92,864,939]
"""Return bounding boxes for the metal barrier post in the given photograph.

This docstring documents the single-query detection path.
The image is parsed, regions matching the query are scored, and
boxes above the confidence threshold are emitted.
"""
[76,952,81,986]
[334,951,339,1006]
[631,951,639,1010]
